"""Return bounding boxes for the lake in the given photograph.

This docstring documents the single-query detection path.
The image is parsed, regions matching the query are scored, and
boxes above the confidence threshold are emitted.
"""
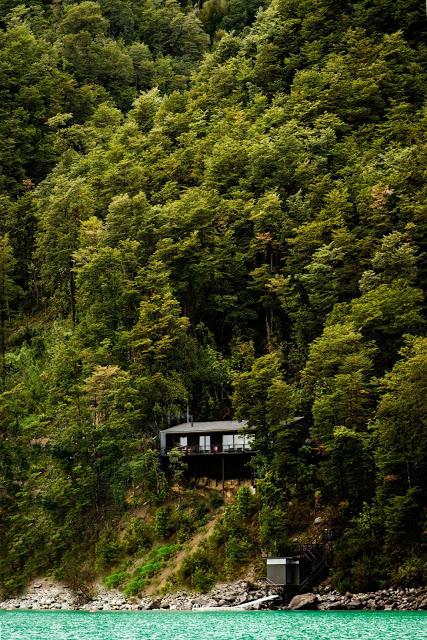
[0,610,426,640]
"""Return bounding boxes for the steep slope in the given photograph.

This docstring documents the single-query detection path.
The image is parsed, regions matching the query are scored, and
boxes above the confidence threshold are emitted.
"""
[0,0,426,596]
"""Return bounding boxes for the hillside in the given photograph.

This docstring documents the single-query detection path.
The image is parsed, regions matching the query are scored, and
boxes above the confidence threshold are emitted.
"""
[0,0,426,598]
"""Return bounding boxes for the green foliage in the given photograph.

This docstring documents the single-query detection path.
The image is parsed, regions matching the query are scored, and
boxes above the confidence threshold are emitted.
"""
[257,477,288,554]
[104,570,127,589]
[224,536,254,576]
[235,486,257,518]
[128,450,168,505]
[393,558,427,588]
[105,543,180,596]
[166,447,188,490]
[374,337,427,494]
[0,0,426,594]
[177,549,216,592]
[96,531,123,568]
[121,517,152,555]
[154,506,174,539]
[124,543,180,595]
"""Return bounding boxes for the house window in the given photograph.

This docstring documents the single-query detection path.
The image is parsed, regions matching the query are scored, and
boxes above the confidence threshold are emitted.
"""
[241,435,252,450]
[222,434,234,451]
[179,436,188,448]
[199,435,211,452]
[234,434,246,450]
[222,434,252,451]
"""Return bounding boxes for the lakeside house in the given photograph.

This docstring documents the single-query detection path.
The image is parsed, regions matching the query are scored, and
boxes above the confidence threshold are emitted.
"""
[160,417,304,484]
[159,419,254,484]
[159,420,252,455]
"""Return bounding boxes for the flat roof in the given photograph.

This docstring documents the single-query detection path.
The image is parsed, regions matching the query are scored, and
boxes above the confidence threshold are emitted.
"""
[160,417,303,435]
[160,420,247,435]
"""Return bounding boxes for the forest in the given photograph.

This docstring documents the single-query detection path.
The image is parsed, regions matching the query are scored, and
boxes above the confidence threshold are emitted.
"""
[0,0,426,597]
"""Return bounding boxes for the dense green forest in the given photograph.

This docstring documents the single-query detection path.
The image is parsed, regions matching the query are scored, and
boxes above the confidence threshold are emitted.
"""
[0,0,426,597]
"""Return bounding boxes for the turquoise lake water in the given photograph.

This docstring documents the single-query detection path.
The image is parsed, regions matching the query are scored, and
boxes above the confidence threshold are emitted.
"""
[0,610,426,640]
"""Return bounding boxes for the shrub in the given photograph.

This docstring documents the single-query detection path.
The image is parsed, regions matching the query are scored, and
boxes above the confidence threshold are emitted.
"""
[349,556,384,593]
[393,558,427,587]
[104,571,127,589]
[123,575,150,596]
[121,517,152,555]
[194,502,210,522]
[224,536,254,575]
[154,506,174,539]
[122,544,180,596]
[176,519,195,543]
[259,505,288,554]
[209,492,224,509]
[59,561,96,603]
[192,568,216,592]
[96,533,122,568]
[235,486,257,518]
[151,543,180,561]
[384,489,423,551]
[287,500,311,532]
[177,549,217,592]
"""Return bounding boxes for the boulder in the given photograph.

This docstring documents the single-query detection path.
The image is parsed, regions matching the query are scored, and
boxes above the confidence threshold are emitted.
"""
[324,601,345,610]
[288,593,318,610]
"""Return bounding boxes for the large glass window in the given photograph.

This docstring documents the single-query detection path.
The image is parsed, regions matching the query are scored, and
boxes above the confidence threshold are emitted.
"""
[222,434,252,451]
[234,434,245,450]
[199,435,211,452]
[222,434,234,451]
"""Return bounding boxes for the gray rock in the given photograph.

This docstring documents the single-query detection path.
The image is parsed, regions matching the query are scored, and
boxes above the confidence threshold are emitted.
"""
[288,593,318,611]
[325,601,345,611]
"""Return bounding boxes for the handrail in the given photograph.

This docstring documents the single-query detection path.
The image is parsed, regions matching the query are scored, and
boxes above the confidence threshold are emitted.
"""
[161,444,252,455]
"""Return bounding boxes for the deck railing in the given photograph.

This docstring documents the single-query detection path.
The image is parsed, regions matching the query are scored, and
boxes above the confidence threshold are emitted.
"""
[161,443,252,455]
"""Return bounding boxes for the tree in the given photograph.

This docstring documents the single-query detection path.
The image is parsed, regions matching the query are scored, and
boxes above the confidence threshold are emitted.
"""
[128,449,168,504]
[337,230,425,366]
[83,365,129,427]
[167,447,187,499]
[232,351,282,456]
[324,426,373,511]
[35,177,95,320]
[74,218,140,351]
[131,262,191,372]
[303,322,376,441]
[0,235,20,388]
[59,2,135,107]
[373,336,427,494]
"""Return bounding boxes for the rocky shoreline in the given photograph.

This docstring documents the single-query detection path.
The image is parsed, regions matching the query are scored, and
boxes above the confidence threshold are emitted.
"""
[0,579,426,612]
[291,586,427,611]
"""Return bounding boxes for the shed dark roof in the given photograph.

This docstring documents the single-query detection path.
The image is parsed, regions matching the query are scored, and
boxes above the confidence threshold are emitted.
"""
[160,420,247,435]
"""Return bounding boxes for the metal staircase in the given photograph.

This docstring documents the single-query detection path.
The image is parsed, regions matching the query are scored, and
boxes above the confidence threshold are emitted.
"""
[272,544,329,604]
[292,544,328,595]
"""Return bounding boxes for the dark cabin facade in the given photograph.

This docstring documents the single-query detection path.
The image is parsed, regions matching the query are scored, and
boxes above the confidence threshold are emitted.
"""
[160,420,252,455]
[159,420,254,482]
